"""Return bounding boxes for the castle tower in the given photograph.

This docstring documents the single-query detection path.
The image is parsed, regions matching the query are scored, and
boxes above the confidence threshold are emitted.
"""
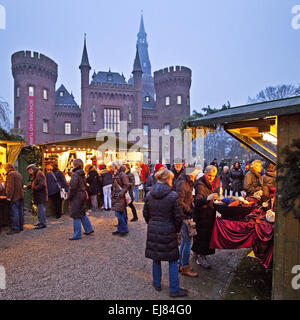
[11,51,58,144]
[154,66,191,130]
[132,46,143,129]
[79,34,91,137]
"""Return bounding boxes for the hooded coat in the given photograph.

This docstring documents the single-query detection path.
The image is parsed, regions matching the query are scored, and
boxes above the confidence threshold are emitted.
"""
[30,168,48,205]
[143,183,183,262]
[230,167,244,193]
[68,167,87,219]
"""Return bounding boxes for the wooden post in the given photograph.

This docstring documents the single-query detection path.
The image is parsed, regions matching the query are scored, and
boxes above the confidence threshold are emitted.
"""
[272,114,300,299]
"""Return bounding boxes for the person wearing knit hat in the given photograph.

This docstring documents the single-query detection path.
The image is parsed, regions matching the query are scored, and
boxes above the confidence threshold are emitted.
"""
[145,163,165,195]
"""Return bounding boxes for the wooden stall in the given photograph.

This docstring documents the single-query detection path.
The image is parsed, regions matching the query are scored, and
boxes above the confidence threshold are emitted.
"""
[187,96,300,300]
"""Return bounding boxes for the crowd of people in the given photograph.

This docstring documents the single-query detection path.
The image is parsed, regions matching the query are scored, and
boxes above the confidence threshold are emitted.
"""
[0,155,276,298]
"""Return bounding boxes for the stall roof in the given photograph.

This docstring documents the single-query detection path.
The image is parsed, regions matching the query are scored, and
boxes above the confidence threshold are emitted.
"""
[39,135,143,151]
[188,95,300,127]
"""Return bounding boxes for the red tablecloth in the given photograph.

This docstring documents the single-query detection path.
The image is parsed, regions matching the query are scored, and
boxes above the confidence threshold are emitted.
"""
[210,216,274,269]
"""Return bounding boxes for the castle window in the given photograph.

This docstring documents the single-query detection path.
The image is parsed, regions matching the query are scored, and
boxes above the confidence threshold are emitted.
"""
[187,96,190,106]
[128,111,132,123]
[145,96,150,102]
[43,120,49,133]
[16,87,20,98]
[164,123,170,135]
[143,124,149,136]
[65,122,71,135]
[43,89,48,100]
[16,117,20,129]
[59,91,64,97]
[107,75,113,82]
[165,96,170,106]
[104,108,120,133]
[177,95,182,105]
[28,86,34,97]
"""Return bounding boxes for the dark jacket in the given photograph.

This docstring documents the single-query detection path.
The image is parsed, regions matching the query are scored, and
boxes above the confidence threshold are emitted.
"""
[176,176,194,219]
[52,168,68,192]
[230,167,244,193]
[5,169,24,202]
[111,167,130,213]
[243,169,262,196]
[143,183,183,262]
[68,167,87,219]
[192,176,220,256]
[220,171,231,190]
[46,172,60,197]
[99,169,113,187]
[29,169,48,205]
[86,169,101,195]
[171,167,186,191]
[145,174,157,194]
[126,170,135,201]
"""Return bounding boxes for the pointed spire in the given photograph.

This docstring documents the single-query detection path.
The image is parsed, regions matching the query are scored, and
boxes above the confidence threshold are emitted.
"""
[139,11,146,35]
[80,33,91,69]
[133,46,143,73]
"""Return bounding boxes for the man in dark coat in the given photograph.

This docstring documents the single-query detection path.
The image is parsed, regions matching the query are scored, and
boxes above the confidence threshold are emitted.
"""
[143,168,187,298]
[111,163,130,236]
[230,161,244,197]
[68,159,94,240]
[4,163,24,235]
[171,158,186,191]
[26,164,48,229]
[192,165,219,269]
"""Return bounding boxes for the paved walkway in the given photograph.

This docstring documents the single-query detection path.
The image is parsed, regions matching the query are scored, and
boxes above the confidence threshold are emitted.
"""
[0,203,248,300]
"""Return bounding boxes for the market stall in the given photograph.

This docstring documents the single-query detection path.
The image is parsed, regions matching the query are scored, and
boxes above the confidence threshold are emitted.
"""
[0,137,26,231]
[39,135,144,215]
[187,95,300,300]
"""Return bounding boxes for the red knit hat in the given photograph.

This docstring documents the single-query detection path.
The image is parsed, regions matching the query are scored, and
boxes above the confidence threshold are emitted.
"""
[155,163,165,173]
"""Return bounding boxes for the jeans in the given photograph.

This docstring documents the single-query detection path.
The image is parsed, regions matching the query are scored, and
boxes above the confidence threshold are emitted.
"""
[37,203,47,227]
[152,260,180,293]
[71,215,94,239]
[90,195,98,211]
[133,185,139,202]
[115,210,129,233]
[103,185,112,209]
[178,222,193,267]
[10,200,24,231]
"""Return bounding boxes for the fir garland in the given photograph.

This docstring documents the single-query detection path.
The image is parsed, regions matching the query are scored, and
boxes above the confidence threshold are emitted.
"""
[277,139,300,220]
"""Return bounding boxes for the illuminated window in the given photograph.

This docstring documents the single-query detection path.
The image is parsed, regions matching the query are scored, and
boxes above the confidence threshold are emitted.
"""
[177,95,182,105]
[28,86,34,97]
[16,87,20,98]
[104,108,120,132]
[43,89,48,100]
[143,124,149,136]
[165,96,170,106]
[65,122,71,135]
[145,96,150,102]
[43,120,49,133]
[164,123,170,135]
[59,91,64,97]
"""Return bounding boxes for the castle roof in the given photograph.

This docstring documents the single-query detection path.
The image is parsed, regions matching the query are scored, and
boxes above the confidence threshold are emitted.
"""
[56,85,79,107]
[91,71,126,85]
[133,46,143,73]
[79,35,91,69]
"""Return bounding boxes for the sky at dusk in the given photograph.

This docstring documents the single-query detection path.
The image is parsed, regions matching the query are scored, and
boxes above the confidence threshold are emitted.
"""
[1,0,300,124]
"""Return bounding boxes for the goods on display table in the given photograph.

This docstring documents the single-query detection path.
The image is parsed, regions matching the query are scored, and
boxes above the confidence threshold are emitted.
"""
[210,190,276,269]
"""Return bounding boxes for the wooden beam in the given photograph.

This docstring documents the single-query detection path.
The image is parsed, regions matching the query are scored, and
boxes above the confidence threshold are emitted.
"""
[224,119,275,130]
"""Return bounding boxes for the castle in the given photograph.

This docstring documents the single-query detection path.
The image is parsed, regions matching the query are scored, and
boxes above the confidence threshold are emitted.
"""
[12,15,191,148]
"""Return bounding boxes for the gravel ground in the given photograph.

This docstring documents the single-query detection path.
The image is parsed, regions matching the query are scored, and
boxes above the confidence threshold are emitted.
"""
[0,203,248,300]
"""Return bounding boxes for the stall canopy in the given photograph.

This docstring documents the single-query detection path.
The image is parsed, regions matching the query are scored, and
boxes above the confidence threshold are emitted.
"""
[187,96,300,164]
[0,128,26,164]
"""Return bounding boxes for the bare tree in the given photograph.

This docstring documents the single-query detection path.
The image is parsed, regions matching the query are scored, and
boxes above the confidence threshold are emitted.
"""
[248,84,300,103]
[0,96,11,130]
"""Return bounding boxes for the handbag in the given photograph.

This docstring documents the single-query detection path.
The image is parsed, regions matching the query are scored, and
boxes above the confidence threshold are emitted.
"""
[183,218,197,237]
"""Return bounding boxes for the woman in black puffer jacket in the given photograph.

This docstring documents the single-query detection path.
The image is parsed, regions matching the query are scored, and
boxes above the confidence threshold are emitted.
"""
[230,161,244,197]
[143,168,187,298]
